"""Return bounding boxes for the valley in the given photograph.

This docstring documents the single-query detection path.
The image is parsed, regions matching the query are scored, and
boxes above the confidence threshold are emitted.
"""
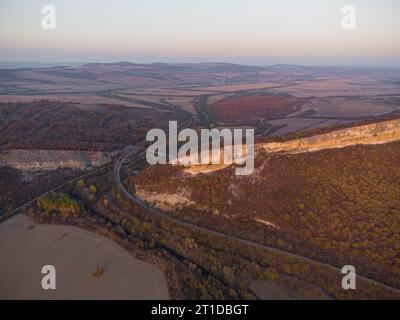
[1,62,400,300]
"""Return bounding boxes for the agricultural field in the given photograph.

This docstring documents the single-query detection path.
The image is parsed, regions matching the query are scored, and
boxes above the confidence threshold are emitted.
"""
[294,96,400,118]
[0,214,169,299]
[270,76,400,98]
[0,94,149,108]
[2,63,399,135]
[1,62,400,300]
[208,94,302,125]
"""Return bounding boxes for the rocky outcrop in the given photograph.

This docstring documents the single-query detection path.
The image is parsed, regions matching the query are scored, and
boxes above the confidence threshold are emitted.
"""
[259,118,400,155]
[178,118,400,175]
[0,149,115,170]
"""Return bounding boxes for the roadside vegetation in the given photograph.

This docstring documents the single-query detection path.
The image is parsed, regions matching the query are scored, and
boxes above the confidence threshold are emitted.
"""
[36,193,84,219]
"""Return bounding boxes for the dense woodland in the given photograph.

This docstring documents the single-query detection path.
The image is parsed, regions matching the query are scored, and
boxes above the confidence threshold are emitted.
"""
[4,99,400,298]
[23,138,400,299]
[132,140,400,289]
[29,176,400,300]
[0,101,187,151]
[0,166,88,215]
[0,167,23,213]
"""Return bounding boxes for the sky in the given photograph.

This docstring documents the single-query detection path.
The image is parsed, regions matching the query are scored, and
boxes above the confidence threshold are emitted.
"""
[0,0,400,66]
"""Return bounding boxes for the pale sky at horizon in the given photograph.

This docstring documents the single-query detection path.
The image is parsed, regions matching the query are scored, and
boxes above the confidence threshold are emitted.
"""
[1,0,400,66]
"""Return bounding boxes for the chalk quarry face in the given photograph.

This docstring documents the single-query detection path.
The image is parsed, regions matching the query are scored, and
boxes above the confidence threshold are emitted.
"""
[0,149,115,170]
[175,118,400,176]
[259,118,400,155]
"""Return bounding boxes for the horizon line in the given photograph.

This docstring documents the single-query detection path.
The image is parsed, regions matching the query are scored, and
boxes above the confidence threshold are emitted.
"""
[1,60,400,70]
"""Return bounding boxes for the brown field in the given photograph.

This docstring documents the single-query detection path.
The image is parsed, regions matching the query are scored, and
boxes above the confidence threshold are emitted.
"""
[193,82,283,92]
[298,97,400,118]
[266,118,329,136]
[115,94,165,103]
[16,83,117,93]
[271,76,400,98]
[16,70,98,84]
[0,214,170,299]
[209,94,301,124]
[120,87,216,96]
[0,94,149,108]
[164,96,197,114]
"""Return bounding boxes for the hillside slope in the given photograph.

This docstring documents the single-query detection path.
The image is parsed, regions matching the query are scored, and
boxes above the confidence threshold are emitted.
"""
[131,117,400,289]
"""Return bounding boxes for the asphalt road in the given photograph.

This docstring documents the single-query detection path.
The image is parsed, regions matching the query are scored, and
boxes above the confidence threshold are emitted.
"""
[113,124,400,295]
[2,115,399,295]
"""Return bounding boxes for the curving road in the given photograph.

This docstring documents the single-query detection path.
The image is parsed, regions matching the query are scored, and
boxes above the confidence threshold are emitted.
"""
[113,124,400,295]
[3,115,399,295]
